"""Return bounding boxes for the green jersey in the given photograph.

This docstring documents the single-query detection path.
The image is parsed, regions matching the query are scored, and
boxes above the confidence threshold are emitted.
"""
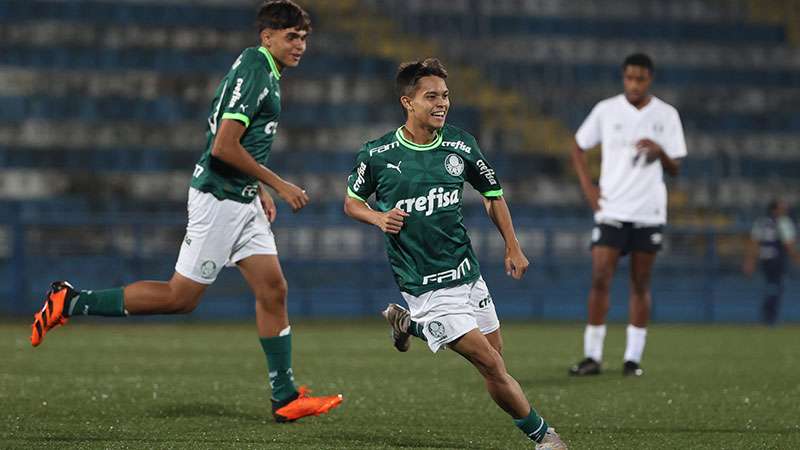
[191,46,283,203]
[347,124,504,296]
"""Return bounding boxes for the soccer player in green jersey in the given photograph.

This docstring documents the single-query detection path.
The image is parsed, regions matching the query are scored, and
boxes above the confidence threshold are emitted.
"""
[30,0,342,422]
[344,58,567,449]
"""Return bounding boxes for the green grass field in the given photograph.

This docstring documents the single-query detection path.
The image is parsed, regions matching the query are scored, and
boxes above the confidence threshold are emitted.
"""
[1,320,798,449]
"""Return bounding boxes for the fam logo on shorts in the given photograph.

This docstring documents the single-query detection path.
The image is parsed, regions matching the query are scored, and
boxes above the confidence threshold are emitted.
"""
[651,232,663,245]
[444,154,464,177]
[200,260,217,279]
[591,227,601,243]
[427,320,447,341]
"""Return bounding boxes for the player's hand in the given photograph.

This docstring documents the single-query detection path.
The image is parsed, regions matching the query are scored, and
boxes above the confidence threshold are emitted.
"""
[635,138,663,163]
[276,180,309,212]
[258,186,277,223]
[376,208,409,234]
[504,247,529,280]
[585,184,601,212]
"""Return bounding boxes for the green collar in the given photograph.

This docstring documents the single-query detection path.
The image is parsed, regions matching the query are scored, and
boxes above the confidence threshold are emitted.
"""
[395,126,443,151]
[258,47,281,80]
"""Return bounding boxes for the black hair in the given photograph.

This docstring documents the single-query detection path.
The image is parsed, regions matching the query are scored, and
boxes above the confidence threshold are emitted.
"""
[256,0,311,33]
[395,58,448,115]
[622,53,654,73]
[767,199,780,215]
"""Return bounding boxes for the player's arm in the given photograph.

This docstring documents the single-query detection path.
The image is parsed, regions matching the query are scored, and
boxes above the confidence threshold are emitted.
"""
[570,139,600,211]
[211,119,308,211]
[343,196,408,234]
[635,138,682,177]
[482,196,529,280]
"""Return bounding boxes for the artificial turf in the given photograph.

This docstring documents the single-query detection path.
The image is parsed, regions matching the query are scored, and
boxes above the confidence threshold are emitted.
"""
[1,320,798,449]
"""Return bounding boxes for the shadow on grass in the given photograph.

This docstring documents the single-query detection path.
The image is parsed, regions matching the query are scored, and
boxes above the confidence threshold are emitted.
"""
[150,401,265,421]
[321,430,486,449]
[565,425,798,435]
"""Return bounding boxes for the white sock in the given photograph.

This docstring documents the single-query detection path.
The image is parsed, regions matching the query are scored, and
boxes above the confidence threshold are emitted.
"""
[623,324,647,363]
[583,324,606,362]
[278,326,291,336]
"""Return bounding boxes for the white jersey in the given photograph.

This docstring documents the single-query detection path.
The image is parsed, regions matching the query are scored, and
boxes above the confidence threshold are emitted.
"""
[575,94,687,225]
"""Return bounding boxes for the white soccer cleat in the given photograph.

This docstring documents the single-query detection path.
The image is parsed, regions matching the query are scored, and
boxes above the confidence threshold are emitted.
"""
[535,427,567,450]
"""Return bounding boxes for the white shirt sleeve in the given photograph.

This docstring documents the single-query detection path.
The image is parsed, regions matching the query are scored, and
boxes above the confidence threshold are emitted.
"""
[664,108,687,159]
[575,103,603,150]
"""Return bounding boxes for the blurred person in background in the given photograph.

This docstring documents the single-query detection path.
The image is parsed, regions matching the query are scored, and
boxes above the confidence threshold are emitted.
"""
[569,53,686,377]
[743,199,798,325]
[29,0,342,422]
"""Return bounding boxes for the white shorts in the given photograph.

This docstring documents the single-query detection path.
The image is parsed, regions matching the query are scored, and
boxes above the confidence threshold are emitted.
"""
[400,276,499,353]
[175,188,277,284]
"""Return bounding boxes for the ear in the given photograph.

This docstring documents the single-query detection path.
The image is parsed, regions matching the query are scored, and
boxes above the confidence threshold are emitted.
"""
[260,28,272,47]
[400,95,413,113]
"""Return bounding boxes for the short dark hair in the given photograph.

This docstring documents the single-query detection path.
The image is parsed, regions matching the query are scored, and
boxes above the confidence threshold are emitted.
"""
[395,58,448,115]
[767,199,780,215]
[622,53,654,73]
[396,58,448,98]
[256,0,311,33]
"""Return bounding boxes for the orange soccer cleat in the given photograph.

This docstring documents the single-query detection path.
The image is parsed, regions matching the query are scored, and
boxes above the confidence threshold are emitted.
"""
[30,281,76,347]
[272,385,343,422]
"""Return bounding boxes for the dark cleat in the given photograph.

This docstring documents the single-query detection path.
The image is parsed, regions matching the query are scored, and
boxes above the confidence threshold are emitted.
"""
[568,357,601,376]
[622,360,644,377]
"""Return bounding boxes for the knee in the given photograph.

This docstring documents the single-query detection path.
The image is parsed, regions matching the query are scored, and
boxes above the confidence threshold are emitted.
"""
[591,270,613,293]
[255,276,288,307]
[630,276,651,299]
[166,291,200,314]
[473,348,507,382]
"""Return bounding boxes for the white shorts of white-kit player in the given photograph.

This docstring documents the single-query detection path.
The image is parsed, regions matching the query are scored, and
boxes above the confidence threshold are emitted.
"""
[401,276,499,353]
[175,187,277,284]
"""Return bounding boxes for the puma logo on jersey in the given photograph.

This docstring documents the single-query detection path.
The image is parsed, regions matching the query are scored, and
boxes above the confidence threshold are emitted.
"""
[387,161,402,174]
[394,187,459,217]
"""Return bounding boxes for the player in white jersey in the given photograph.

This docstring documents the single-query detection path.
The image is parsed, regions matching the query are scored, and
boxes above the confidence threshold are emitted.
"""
[568,53,687,377]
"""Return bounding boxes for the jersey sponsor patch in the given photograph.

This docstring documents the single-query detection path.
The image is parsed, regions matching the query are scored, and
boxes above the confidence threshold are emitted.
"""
[228,77,244,108]
[352,161,368,192]
[475,159,497,185]
[394,187,459,217]
[441,140,472,154]
[422,257,471,285]
[369,141,400,156]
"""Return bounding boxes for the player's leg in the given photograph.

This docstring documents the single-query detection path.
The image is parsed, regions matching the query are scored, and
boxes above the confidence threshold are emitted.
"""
[236,247,341,422]
[449,329,564,448]
[624,250,655,375]
[31,270,209,347]
[761,261,783,326]
[569,241,621,375]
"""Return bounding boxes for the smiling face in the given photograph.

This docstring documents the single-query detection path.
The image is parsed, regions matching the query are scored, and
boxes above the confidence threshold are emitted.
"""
[402,75,450,130]
[261,26,308,69]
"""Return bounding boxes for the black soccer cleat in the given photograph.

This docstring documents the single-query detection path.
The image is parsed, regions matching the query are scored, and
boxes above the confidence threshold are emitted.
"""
[568,357,601,376]
[622,360,644,377]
